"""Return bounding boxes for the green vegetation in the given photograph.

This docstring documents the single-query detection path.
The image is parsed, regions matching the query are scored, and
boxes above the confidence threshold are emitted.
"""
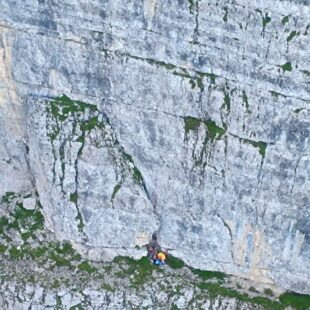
[262,13,271,32]
[1,202,45,239]
[70,192,78,204]
[166,255,185,269]
[192,268,225,281]
[287,30,299,42]
[294,108,304,113]
[301,70,310,77]
[281,62,292,72]
[76,210,85,233]
[222,90,231,112]
[78,261,97,273]
[80,116,104,132]
[270,91,287,98]
[9,246,25,259]
[197,282,282,309]
[248,140,267,157]
[264,288,274,296]
[188,0,194,14]
[29,246,48,259]
[50,95,97,122]
[111,183,121,200]
[0,244,7,253]
[184,116,201,134]
[113,256,156,288]
[279,292,310,310]
[123,152,144,184]
[183,116,226,146]
[49,252,71,267]
[101,283,115,292]
[48,95,104,146]
[70,303,83,310]
[282,15,290,25]
[255,10,271,33]
[146,58,176,70]
[249,286,259,293]
[205,120,226,141]
[1,192,16,203]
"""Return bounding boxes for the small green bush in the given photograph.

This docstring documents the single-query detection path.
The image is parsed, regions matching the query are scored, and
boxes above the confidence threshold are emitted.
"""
[279,292,310,310]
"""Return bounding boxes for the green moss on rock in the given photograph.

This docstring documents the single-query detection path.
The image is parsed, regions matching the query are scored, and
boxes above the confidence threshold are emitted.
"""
[205,120,225,141]
[281,62,292,72]
[279,292,310,310]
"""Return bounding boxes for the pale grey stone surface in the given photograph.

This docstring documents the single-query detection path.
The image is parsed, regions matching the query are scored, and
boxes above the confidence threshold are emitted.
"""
[23,197,36,210]
[0,0,309,295]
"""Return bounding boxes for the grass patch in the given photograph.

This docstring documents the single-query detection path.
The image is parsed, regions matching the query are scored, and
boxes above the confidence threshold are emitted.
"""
[198,282,282,309]
[264,288,274,296]
[111,183,121,200]
[55,241,76,256]
[188,0,194,14]
[78,261,97,274]
[80,116,103,132]
[49,252,71,267]
[9,247,25,259]
[0,244,7,253]
[282,15,289,25]
[1,192,16,203]
[5,203,44,236]
[262,13,271,29]
[70,192,78,204]
[243,139,267,157]
[192,268,225,281]
[101,283,115,292]
[205,120,225,141]
[281,62,292,72]
[184,117,201,134]
[113,256,155,287]
[249,286,259,293]
[51,95,97,122]
[29,246,48,259]
[279,292,310,310]
[287,30,298,42]
[166,255,185,269]
[122,152,144,184]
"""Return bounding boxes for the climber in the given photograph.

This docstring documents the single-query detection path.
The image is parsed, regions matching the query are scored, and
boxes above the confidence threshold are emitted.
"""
[147,246,157,261]
[146,232,160,261]
[153,251,166,266]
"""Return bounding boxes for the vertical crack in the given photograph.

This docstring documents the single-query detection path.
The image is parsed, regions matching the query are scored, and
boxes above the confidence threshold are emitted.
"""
[290,155,303,198]
[214,213,235,264]
[72,132,86,235]
[22,139,36,188]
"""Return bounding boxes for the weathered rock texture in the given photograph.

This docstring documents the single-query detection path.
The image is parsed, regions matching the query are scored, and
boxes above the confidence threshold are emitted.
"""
[0,0,309,295]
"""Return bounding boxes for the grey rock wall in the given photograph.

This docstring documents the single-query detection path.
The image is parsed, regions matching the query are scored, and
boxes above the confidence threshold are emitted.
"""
[0,0,309,294]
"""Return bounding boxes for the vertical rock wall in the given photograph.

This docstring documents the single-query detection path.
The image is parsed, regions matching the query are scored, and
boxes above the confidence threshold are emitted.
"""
[0,0,309,293]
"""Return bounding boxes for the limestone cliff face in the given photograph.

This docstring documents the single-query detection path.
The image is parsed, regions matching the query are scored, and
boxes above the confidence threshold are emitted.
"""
[0,0,309,294]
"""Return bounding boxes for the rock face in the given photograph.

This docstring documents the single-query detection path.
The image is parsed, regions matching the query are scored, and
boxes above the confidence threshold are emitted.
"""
[0,0,309,294]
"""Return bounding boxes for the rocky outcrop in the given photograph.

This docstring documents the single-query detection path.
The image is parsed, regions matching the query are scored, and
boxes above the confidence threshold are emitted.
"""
[0,0,309,295]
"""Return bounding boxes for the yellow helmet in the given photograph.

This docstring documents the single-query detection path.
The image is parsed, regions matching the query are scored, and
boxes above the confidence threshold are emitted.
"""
[158,252,166,260]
